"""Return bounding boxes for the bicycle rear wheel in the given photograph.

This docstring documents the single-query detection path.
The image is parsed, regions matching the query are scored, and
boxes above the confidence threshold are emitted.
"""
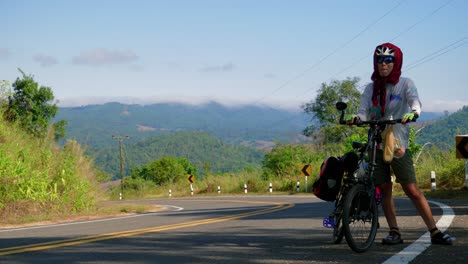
[342,184,378,253]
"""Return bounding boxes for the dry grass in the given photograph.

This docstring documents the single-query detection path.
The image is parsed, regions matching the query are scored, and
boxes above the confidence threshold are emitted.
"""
[0,201,163,229]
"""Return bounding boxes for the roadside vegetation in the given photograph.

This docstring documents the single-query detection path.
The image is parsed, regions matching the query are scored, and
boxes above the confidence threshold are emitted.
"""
[0,71,106,225]
[1,72,466,226]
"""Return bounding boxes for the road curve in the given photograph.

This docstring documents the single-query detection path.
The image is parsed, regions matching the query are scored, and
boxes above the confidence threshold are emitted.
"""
[0,195,465,263]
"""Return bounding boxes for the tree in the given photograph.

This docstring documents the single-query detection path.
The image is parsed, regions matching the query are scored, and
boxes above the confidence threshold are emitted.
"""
[131,156,197,185]
[3,69,66,139]
[302,77,362,143]
[262,144,314,179]
[52,120,68,141]
[407,127,422,157]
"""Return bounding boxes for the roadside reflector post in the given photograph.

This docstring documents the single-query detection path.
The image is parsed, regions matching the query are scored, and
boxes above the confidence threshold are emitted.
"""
[296,181,300,192]
[300,164,311,193]
[269,182,273,193]
[190,184,194,196]
[244,183,248,194]
[218,186,221,194]
[431,171,436,191]
[169,189,172,197]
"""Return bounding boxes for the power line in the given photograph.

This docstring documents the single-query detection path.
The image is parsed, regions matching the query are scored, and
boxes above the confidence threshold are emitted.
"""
[389,0,455,42]
[251,0,407,106]
[405,36,468,71]
[332,0,455,81]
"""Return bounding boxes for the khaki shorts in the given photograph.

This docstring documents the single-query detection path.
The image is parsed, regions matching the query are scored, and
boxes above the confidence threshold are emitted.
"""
[373,149,416,185]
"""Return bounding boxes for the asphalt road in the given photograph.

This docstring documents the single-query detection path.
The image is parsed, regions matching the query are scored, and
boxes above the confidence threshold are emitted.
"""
[0,195,466,263]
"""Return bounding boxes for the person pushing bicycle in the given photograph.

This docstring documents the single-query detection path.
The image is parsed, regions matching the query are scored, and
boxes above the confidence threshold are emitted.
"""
[346,43,454,245]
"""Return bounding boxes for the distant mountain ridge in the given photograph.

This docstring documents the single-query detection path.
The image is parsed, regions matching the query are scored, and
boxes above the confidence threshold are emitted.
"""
[55,101,447,151]
[54,101,456,177]
[55,101,312,151]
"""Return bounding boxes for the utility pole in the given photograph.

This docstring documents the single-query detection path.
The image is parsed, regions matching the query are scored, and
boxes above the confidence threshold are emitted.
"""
[112,135,129,200]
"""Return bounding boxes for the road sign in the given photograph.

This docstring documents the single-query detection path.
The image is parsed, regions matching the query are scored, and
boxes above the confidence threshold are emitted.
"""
[301,164,311,176]
[456,135,468,159]
[188,174,194,183]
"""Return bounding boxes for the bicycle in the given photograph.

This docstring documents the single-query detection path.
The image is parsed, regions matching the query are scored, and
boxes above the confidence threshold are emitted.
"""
[324,153,361,246]
[324,101,413,253]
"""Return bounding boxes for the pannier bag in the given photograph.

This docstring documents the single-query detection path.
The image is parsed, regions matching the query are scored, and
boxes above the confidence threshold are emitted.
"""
[312,157,344,202]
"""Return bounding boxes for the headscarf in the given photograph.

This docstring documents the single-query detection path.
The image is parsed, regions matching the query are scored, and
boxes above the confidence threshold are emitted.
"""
[370,43,403,116]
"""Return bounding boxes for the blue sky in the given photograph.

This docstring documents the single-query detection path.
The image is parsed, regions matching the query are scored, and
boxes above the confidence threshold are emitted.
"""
[1,0,467,112]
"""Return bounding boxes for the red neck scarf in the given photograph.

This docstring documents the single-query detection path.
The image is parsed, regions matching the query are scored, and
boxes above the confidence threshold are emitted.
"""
[370,43,403,116]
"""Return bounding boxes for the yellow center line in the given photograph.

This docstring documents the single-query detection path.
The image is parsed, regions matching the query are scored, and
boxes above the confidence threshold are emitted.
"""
[0,200,294,256]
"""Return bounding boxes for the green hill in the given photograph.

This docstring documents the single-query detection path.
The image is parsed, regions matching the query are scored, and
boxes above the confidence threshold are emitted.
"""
[55,101,310,178]
[54,101,457,179]
[55,101,312,151]
[94,131,265,179]
[416,106,468,150]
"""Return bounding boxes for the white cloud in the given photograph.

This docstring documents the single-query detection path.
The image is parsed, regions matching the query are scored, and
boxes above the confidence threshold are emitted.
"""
[264,73,276,79]
[57,95,303,112]
[33,54,58,67]
[200,63,235,72]
[57,95,468,114]
[72,48,139,66]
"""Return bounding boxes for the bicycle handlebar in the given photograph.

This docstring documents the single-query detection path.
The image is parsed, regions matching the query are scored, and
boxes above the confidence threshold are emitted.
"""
[338,114,418,126]
[339,118,408,126]
[335,101,417,126]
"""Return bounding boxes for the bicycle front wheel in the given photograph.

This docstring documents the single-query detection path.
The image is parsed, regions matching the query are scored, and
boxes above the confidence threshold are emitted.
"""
[342,184,378,253]
[332,210,344,244]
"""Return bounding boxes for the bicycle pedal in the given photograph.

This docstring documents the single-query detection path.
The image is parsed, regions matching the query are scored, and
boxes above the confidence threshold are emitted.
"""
[375,193,383,205]
[323,217,335,228]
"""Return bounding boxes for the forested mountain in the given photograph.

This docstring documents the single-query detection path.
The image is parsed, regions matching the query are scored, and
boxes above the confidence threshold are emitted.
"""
[416,106,468,150]
[55,101,310,178]
[56,101,445,151]
[55,101,311,151]
[54,101,455,178]
[93,131,265,178]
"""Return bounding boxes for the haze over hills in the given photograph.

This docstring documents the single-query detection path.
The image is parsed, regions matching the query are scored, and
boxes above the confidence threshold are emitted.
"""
[55,100,447,150]
[55,101,313,150]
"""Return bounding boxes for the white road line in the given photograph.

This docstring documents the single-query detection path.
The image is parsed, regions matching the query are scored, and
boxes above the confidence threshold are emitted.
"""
[383,200,455,264]
[0,205,184,233]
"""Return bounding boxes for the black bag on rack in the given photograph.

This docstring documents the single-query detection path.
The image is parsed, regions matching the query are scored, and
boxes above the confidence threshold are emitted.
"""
[312,157,344,202]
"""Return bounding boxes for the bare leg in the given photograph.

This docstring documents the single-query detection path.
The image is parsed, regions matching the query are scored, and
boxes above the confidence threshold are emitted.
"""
[400,182,436,229]
[379,182,399,229]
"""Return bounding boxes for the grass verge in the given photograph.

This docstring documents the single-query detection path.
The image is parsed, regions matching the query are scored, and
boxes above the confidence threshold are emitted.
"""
[0,202,163,228]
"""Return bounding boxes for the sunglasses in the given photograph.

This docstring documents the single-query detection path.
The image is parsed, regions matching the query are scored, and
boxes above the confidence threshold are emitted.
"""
[377,56,395,64]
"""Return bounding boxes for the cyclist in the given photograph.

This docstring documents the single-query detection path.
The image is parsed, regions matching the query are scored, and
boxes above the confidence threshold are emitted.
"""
[346,43,454,245]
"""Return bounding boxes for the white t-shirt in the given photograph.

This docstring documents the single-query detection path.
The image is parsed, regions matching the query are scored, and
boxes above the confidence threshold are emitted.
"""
[357,77,422,149]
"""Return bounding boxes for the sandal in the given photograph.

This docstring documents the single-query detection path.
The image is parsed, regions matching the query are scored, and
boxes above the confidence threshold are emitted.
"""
[431,231,455,245]
[382,228,403,245]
